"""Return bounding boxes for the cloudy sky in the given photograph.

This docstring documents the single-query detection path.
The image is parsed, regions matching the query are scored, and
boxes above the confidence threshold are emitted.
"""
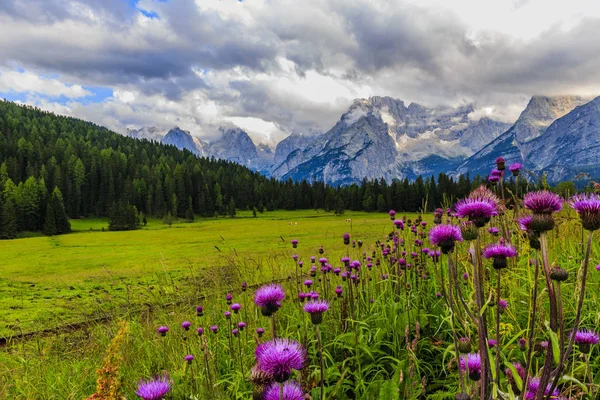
[1,0,599,144]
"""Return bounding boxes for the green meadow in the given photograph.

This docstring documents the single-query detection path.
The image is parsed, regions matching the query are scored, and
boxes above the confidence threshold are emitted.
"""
[0,210,401,338]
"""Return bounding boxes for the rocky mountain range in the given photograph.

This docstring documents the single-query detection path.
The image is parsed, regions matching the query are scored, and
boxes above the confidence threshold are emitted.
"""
[127,94,600,184]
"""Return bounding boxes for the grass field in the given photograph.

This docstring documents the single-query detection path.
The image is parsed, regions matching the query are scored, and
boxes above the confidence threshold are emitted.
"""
[0,210,401,337]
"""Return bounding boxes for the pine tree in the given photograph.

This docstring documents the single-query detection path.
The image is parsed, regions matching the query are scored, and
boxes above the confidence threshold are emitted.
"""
[227,197,236,218]
[162,212,173,227]
[185,207,195,222]
[49,187,71,234]
[43,200,56,236]
[0,198,18,239]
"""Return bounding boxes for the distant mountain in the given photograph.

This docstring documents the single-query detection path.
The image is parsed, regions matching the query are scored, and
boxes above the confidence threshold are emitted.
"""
[161,127,207,156]
[271,96,510,185]
[208,127,273,173]
[456,95,588,178]
[524,96,600,182]
[127,126,163,141]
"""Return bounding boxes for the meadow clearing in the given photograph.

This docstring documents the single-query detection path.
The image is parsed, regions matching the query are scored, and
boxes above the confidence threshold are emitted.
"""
[1,192,600,400]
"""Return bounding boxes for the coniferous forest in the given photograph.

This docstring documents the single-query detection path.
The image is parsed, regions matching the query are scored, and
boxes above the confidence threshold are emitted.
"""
[0,100,529,238]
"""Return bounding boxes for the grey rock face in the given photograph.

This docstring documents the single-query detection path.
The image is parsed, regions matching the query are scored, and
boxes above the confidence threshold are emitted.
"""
[457,95,588,178]
[161,127,207,156]
[127,126,163,141]
[208,127,273,172]
[273,96,510,184]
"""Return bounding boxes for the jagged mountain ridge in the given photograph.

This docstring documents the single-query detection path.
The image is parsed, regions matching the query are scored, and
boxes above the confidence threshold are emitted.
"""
[271,96,511,184]
[456,95,589,179]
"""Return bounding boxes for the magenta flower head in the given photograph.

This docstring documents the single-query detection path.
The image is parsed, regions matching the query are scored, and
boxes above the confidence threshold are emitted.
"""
[487,339,497,348]
[135,374,171,400]
[303,300,329,325]
[429,224,463,254]
[254,284,286,317]
[488,227,499,236]
[518,216,533,232]
[184,354,194,363]
[226,292,233,304]
[256,327,265,337]
[241,281,248,291]
[238,321,247,330]
[255,338,306,383]
[596,264,600,271]
[335,285,343,297]
[210,325,218,334]
[570,193,600,231]
[319,257,328,265]
[523,190,563,232]
[291,239,298,248]
[230,303,241,313]
[197,327,204,336]
[509,162,522,176]
[455,198,497,227]
[574,329,600,353]
[495,156,506,171]
[524,377,560,400]
[488,173,500,183]
[498,299,508,312]
[232,328,239,337]
[393,219,405,230]
[303,280,313,288]
[343,232,350,245]
[483,243,517,269]
[195,305,204,316]
[224,311,231,319]
[181,321,191,331]
[389,210,396,220]
[459,353,482,381]
[264,380,304,400]
[157,326,169,336]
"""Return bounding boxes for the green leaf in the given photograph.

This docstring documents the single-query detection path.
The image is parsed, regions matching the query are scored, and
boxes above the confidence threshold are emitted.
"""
[560,375,588,394]
[544,320,560,365]
[505,362,523,391]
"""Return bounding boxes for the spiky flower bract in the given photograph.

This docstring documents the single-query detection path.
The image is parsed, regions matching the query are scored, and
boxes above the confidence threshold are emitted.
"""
[523,191,563,214]
[570,193,600,231]
[255,339,306,383]
[135,375,171,400]
[509,162,522,176]
[429,224,463,253]
[459,353,482,381]
[483,243,517,269]
[263,380,304,400]
[254,284,285,317]
[304,300,329,324]
[575,329,599,353]
[469,185,500,207]
[455,198,496,228]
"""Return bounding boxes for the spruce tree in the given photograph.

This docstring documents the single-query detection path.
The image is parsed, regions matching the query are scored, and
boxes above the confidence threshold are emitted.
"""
[51,187,71,234]
[43,200,56,235]
[0,198,18,239]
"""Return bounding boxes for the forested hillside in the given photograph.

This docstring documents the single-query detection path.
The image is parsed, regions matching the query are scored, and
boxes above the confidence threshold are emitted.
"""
[0,100,497,238]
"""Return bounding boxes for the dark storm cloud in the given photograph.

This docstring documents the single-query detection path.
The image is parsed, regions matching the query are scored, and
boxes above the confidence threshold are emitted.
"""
[1,0,599,136]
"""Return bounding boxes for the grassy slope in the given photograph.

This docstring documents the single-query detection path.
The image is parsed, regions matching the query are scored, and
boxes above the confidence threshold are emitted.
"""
[0,210,401,337]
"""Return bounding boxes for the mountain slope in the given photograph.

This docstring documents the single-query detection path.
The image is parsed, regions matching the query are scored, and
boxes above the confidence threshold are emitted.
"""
[456,95,587,177]
[274,96,510,184]
[161,127,207,156]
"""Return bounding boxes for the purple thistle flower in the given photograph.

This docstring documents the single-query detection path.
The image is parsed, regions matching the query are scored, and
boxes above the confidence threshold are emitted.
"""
[487,339,497,348]
[335,286,343,297]
[135,375,171,400]
[463,272,469,280]
[256,327,265,337]
[574,329,599,353]
[307,291,319,300]
[509,162,522,176]
[455,198,497,227]
[523,190,563,214]
[224,311,231,319]
[488,227,500,236]
[488,174,500,183]
[459,353,482,381]
[319,257,328,265]
[343,232,350,244]
[241,281,247,291]
[596,264,600,271]
[483,243,517,269]
[518,216,533,232]
[291,254,299,261]
[429,224,462,254]
[303,300,329,324]
[495,156,506,170]
[210,325,218,334]
[254,284,286,317]
[226,293,233,302]
[195,305,204,316]
[570,193,600,231]
[303,280,313,288]
[184,354,194,363]
[238,321,247,330]
[263,380,304,400]
[181,321,191,330]
[230,303,241,313]
[291,239,298,248]
[524,377,560,400]
[197,327,204,335]
[157,326,168,336]
[255,339,306,383]
[389,210,396,219]
[490,169,502,178]
[498,299,508,310]
[393,219,405,230]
